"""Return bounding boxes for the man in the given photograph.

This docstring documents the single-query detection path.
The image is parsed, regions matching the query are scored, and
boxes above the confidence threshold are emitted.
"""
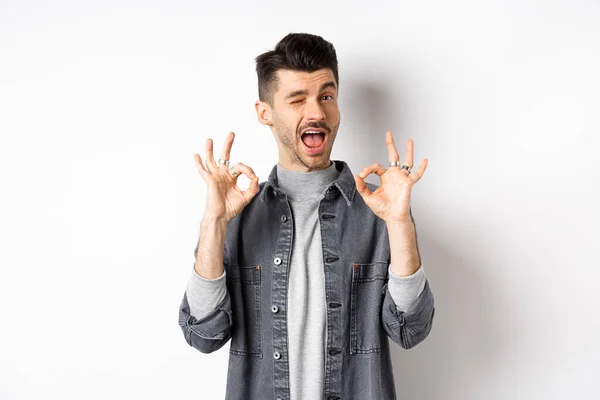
[178,33,434,400]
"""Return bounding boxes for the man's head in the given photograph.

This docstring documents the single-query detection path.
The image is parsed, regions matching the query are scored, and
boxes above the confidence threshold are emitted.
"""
[255,33,340,172]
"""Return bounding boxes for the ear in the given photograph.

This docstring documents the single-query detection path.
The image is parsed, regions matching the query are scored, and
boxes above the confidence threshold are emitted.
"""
[255,100,273,126]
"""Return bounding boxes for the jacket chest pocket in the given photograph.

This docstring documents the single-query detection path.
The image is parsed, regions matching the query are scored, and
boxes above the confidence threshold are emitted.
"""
[227,264,262,357]
[350,261,387,354]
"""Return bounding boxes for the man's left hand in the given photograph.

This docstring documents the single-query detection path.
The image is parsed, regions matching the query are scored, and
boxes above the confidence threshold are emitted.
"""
[354,132,428,225]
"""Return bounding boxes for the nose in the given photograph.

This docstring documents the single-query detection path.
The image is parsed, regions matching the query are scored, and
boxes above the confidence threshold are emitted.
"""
[305,97,326,121]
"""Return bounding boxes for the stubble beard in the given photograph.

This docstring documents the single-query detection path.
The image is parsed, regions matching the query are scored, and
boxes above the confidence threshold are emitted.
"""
[272,114,339,171]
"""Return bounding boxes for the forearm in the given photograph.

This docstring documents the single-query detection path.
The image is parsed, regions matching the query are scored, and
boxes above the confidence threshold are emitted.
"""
[386,218,421,277]
[180,217,232,351]
[195,217,228,279]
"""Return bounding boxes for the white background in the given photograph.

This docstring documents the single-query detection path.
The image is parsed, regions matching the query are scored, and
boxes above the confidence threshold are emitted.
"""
[1,0,599,399]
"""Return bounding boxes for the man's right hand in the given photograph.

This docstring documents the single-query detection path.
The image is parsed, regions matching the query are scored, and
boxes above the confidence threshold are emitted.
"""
[193,131,260,224]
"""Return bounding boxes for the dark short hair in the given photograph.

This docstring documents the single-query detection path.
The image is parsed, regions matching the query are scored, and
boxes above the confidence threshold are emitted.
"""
[255,33,339,105]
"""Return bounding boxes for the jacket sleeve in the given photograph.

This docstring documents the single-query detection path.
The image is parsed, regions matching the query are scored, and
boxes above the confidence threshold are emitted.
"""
[178,289,233,354]
[381,279,435,349]
[381,205,435,349]
[177,238,233,354]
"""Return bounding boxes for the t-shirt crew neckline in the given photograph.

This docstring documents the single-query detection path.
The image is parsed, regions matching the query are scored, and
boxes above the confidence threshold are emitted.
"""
[275,160,340,202]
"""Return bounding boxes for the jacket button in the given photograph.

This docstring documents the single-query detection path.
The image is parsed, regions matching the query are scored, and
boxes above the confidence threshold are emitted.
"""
[271,305,279,313]
[281,215,287,222]
[274,257,282,265]
[273,351,281,360]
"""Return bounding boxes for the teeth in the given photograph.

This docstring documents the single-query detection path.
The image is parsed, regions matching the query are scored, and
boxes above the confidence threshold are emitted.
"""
[304,130,321,134]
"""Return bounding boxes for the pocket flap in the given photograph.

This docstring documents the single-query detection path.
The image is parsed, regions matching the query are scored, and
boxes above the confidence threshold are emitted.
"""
[227,264,261,284]
[352,261,388,282]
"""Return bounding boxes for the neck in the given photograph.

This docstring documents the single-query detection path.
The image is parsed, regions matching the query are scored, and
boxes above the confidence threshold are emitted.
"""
[278,158,332,173]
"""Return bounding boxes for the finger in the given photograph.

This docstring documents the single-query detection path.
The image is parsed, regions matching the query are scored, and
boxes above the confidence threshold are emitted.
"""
[410,158,428,184]
[241,176,261,202]
[206,138,217,170]
[231,162,257,181]
[193,153,209,179]
[358,163,386,179]
[232,163,260,202]
[354,174,373,198]
[403,138,414,169]
[386,131,400,163]
[229,166,240,179]
[218,132,235,169]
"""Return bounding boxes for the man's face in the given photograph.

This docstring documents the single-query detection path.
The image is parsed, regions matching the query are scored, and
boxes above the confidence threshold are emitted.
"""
[262,68,340,172]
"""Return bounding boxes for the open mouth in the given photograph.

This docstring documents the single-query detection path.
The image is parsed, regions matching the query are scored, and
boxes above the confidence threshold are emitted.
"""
[301,129,327,154]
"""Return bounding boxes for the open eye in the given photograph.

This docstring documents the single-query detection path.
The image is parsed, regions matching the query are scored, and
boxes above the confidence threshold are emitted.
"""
[321,95,334,101]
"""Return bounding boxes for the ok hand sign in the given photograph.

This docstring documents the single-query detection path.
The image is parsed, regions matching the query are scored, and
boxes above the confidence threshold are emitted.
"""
[194,132,260,223]
[354,132,428,224]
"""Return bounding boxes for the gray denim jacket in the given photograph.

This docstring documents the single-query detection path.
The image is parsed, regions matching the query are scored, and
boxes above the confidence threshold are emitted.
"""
[178,160,435,400]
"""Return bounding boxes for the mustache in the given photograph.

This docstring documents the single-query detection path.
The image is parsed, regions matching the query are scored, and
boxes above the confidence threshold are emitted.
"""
[298,122,331,135]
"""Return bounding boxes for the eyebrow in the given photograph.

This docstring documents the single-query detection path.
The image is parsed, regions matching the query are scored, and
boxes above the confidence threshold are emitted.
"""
[284,81,337,100]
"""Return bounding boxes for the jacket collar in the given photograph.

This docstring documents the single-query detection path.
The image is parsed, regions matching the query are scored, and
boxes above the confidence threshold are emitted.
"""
[259,160,357,206]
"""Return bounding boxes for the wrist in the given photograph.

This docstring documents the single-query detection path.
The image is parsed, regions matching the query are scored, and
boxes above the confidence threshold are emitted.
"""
[201,215,228,228]
[385,219,414,233]
[384,213,412,226]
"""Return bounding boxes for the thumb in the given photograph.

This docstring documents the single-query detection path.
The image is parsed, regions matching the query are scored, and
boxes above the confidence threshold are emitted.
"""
[243,176,261,200]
